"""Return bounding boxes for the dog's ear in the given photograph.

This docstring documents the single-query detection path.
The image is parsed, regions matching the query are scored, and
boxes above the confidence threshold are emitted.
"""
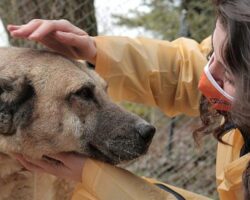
[0,76,35,136]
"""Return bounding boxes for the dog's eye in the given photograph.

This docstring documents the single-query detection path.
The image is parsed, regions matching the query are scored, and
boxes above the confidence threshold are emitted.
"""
[75,85,95,101]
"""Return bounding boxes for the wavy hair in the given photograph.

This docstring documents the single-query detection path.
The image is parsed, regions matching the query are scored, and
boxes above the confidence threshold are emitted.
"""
[193,1,250,199]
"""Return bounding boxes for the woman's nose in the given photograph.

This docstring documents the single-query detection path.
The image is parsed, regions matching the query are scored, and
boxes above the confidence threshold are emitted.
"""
[209,60,224,88]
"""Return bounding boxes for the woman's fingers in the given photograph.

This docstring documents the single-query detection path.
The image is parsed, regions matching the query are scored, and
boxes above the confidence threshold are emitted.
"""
[8,19,42,38]
[46,152,81,164]
[14,153,69,176]
[7,25,21,31]
[23,155,73,179]
[55,31,82,45]
[49,31,96,59]
[27,20,64,40]
[11,152,84,182]
[8,19,87,40]
[38,36,80,59]
[13,154,44,173]
[55,19,87,35]
[7,19,96,62]
[44,153,85,182]
[46,152,71,161]
[54,31,90,48]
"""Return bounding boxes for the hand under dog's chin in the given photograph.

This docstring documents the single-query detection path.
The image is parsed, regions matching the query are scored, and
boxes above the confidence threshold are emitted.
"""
[86,142,149,165]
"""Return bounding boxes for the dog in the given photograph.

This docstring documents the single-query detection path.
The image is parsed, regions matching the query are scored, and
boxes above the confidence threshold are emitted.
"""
[0,47,155,200]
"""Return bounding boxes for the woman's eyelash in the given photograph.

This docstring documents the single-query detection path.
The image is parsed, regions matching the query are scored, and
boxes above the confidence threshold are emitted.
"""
[224,72,235,85]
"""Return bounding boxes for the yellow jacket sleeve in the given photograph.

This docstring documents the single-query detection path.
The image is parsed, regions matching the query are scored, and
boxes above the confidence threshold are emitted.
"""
[71,159,212,200]
[94,36,211,116]
[216,128,250,200]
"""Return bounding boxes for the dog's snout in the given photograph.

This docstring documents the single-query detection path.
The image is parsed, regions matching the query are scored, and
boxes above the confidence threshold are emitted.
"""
[135,123,155,143]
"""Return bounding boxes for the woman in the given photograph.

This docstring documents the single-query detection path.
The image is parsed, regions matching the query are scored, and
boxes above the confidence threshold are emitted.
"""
[7,0,250,199]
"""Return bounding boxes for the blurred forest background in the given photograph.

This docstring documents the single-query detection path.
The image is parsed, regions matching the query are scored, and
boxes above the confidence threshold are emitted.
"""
[0,0,217,199]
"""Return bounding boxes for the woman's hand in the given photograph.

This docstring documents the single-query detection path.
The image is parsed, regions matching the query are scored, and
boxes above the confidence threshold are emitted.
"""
[12,152,85,182]
[7,19,97,64]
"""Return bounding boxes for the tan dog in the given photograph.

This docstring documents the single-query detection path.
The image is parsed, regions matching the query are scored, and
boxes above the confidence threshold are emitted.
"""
[0,47,155,200]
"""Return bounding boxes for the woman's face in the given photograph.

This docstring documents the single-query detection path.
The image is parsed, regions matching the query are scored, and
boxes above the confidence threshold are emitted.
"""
[210,20,235,97]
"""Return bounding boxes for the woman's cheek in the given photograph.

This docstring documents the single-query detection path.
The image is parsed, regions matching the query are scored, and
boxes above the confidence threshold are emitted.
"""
[224,82,235,97]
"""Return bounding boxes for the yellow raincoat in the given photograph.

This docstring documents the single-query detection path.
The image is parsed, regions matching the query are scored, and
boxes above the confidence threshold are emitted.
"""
[71,36,249,200]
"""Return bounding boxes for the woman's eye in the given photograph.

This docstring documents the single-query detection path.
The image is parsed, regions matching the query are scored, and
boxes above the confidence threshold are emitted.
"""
[224,72,235,86]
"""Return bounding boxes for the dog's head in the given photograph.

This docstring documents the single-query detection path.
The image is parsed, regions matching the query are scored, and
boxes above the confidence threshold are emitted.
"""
[0,47,155,165]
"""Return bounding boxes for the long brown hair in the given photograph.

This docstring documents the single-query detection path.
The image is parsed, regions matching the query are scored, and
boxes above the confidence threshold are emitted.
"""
[194,1,250,199]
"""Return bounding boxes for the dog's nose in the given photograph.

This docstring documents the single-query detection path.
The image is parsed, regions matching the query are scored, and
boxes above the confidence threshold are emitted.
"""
[135,123,155,143]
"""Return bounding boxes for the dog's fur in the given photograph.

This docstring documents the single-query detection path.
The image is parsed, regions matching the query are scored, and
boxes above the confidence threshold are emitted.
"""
[0,47,155,200]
